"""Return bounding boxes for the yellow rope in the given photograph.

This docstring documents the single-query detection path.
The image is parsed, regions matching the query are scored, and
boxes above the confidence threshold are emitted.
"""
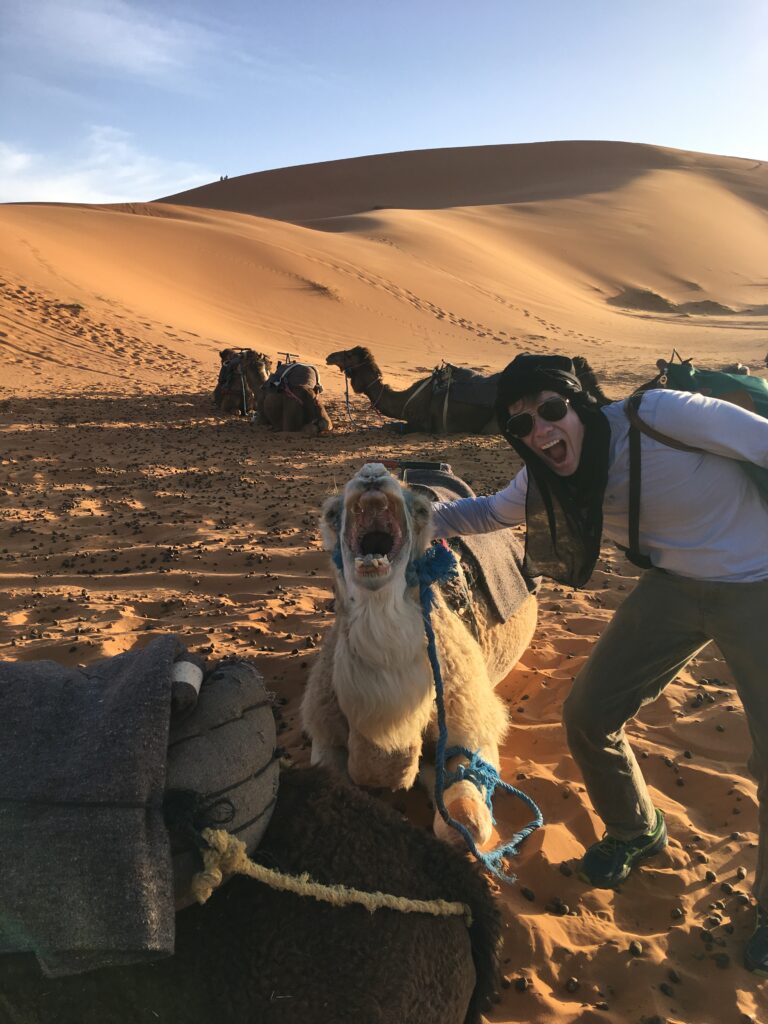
[191,828,473,927]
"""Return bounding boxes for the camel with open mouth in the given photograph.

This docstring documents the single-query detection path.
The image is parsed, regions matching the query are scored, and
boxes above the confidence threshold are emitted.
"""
[300,463,537,847]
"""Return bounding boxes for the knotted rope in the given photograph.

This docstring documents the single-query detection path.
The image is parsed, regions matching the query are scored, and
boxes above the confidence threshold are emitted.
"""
[190,827,472,926]
[407,542,544,883]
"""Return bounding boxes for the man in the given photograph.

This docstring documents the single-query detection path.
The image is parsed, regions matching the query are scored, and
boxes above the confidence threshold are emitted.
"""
[431,353,768,974]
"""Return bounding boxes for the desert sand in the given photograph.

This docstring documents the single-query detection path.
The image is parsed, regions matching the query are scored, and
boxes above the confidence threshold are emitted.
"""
[1,140,767,1023]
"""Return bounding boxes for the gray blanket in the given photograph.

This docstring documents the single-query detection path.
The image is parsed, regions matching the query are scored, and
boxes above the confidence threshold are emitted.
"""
[0,635,184,977]
[405,468,539,622]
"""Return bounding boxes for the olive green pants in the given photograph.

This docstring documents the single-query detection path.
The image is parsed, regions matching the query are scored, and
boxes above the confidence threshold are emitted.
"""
[563,569,768,905]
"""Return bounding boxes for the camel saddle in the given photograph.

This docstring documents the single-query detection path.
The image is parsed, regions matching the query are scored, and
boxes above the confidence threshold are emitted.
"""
[405,466,539,623]
[267,361,323,393]
[432,363,500,409]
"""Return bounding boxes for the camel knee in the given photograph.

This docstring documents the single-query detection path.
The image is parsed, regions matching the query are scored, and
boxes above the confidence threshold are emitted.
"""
[347,730,421,790]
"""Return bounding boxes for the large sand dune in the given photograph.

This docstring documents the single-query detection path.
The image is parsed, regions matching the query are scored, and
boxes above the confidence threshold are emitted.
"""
[1,141,767,1023]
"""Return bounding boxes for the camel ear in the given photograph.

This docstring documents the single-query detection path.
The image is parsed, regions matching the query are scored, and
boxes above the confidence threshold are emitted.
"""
[320,494,343,550]
[406,489,433,548]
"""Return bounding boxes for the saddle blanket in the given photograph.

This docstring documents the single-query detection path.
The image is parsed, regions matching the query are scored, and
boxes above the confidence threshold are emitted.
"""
[404,467,539,623]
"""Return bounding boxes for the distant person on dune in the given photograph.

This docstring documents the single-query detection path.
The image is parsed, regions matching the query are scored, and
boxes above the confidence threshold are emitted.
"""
[431,352,768,975]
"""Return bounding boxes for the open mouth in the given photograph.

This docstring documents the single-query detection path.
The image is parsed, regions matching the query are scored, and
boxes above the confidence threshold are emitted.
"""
[345,492,404,578]
[540,438,567,466]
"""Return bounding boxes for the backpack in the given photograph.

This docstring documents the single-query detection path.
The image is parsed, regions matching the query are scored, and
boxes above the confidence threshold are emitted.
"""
[654,354,768,417]
[622,380,768,570]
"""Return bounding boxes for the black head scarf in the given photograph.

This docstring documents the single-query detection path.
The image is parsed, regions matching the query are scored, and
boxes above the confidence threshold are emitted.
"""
[494,354,612,588]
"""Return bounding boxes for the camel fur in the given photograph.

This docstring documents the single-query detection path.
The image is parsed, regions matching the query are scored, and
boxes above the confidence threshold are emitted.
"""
[300,463,537,847]
[0,768,501,1024]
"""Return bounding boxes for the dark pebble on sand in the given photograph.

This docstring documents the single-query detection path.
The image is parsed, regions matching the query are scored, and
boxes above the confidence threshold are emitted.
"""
[720,881,734,894]
[559,862,574,877]
[736,866,747,880]
[629,940,643,956]
[671,907,684,920]
[683,749,693,759]
[514,976,529,992]
[668,968,682,983]
[520,886,535,901]
[595,1002,610,1011]
[705,869,717,882]
[731,831,742,840]
[660,982,675,997]
[565,977,580,993]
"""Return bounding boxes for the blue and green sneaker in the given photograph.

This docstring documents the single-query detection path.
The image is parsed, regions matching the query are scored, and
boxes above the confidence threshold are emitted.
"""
[578,808,667,888]
[744,906,768,977]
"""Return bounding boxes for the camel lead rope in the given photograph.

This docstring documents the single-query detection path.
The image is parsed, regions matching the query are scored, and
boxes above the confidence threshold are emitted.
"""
[408,542,544,883]
[191,827,473,927]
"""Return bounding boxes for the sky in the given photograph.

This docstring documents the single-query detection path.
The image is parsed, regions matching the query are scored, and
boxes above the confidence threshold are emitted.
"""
[1,0,767,204]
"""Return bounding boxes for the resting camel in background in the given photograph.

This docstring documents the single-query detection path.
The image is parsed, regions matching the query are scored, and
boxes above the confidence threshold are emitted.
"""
[326,346,612,434]
[213,349,272,416]
[326,346,499,434]
[300,463,538,847]
[257,361,333,435]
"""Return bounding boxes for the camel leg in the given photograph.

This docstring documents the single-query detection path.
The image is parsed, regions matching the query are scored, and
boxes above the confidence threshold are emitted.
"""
[309,740,349,776]
[347,729,421,791]
[431,739,500,848]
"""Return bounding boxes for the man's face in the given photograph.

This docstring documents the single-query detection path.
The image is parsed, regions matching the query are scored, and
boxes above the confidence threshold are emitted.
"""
[507,389,585,476]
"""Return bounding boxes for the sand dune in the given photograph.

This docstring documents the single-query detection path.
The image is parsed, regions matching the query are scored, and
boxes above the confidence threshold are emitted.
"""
[1,142,767,1023]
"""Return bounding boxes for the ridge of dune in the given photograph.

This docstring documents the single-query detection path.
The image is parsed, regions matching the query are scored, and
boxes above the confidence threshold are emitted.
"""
[2,142,768,399]
[157,139,768,222]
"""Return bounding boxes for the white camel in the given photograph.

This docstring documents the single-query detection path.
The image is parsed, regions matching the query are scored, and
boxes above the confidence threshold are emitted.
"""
[300,463,537,846]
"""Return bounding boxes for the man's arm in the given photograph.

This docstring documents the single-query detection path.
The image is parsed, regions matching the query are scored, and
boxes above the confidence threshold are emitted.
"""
[431,468,528,538]
[644,389,768,467]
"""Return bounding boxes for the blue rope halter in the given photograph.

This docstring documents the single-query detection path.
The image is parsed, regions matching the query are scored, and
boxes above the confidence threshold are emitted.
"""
[407,542,543,882]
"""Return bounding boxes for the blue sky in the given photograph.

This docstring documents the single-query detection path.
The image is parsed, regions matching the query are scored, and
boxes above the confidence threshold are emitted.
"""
[1,0,766,203]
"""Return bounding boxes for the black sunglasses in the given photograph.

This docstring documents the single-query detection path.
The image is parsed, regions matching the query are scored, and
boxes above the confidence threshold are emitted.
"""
[503,396,570,439]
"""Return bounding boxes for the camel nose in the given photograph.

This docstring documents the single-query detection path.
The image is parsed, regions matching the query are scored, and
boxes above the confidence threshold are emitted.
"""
[359,490,387,513]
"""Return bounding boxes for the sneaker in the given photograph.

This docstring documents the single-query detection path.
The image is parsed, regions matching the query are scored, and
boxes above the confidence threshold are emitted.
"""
[578,808,667,888]
[744,906,768,977]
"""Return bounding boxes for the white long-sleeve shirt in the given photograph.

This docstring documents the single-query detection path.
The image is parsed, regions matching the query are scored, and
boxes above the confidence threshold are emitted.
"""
[431,389,768,583]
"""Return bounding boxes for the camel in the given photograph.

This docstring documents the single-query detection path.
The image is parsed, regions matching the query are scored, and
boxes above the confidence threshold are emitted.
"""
[0,767,501,1024]
[257,360,333,434]
[300,463,538,848]
[326,346,500,434]
[213,349,272,416]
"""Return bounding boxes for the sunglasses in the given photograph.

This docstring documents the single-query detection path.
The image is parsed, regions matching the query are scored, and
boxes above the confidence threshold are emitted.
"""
[503,396,570,439]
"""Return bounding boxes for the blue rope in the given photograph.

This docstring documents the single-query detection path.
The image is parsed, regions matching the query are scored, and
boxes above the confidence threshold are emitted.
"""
[410,542,543,883]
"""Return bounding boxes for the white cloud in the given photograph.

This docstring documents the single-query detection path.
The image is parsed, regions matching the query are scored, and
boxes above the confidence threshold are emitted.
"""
[0,127,214,204]
[3,0,219,83]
